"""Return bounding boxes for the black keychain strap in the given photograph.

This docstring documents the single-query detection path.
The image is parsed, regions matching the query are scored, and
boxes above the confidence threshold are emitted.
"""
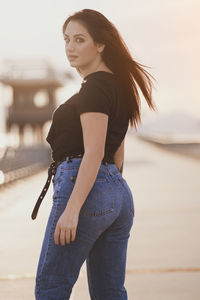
[31,162,57,220]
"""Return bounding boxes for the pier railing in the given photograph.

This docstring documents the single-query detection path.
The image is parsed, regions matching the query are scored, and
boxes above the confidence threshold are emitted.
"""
[0,145,51,186]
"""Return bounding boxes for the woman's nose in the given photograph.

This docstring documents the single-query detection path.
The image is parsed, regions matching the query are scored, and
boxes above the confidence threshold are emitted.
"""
[65,41,75,51]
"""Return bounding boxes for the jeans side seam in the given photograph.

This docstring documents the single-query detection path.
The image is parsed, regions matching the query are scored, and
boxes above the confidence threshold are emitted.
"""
[88,257,98,300]
[36,202,59,296]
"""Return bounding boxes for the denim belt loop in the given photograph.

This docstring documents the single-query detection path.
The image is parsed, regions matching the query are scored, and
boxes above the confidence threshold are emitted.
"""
[66,154,84,163]
[67,156,72,163]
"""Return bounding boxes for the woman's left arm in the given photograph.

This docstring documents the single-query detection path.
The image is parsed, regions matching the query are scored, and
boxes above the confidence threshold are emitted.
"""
[54,112,108,246]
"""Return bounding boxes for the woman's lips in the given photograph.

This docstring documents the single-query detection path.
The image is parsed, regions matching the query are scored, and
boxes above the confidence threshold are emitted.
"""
[68,55,78,60]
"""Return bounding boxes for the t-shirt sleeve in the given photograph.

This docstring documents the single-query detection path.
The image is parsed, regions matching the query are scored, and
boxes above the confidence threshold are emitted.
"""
[76,78,112,117]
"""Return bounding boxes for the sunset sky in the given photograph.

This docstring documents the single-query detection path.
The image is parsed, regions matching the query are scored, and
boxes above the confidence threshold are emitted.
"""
[0,0,199,118]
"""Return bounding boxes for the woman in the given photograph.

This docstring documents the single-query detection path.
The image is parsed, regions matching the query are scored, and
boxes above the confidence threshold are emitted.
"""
[33,8,156,300]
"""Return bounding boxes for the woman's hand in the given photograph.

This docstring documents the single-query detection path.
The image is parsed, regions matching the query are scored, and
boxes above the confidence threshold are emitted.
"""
[54,204,80,246]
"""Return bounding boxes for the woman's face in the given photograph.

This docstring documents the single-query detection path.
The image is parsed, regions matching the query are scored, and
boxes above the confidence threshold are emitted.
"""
[63,20,104,71]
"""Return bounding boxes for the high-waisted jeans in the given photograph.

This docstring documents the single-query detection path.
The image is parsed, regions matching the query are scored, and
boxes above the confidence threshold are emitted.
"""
[35,157,135,300]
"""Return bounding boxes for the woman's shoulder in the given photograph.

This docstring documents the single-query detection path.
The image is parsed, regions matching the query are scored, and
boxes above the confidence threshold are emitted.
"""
[82,70,116,81]
[79,71,117,97]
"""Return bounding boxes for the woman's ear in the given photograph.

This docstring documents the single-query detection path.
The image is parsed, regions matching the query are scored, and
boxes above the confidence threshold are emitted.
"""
[97,43,105,54]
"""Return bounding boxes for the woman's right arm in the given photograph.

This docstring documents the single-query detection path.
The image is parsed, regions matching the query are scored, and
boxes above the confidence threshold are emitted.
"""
[113,138,125,175]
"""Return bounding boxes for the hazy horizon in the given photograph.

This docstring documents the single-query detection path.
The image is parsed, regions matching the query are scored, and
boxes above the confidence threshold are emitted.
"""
[0,0,199,137]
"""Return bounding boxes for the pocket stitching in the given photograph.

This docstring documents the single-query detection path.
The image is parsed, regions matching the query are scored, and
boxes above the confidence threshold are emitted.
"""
[80,180,115,217]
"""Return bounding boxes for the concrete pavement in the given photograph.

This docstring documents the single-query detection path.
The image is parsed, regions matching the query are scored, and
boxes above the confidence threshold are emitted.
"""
[0,133,200,299]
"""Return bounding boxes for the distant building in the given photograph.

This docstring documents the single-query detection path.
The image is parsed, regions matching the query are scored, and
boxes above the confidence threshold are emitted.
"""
[0,59,72,144]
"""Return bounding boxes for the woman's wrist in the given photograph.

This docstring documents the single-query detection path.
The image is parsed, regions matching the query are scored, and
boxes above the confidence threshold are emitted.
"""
[65,198,82,214]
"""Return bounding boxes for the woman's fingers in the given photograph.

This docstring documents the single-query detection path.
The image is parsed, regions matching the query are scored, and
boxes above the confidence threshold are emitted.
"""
[54,225,67,246]
[66,229,71,245]
[54,218,78,246]
[71,228,76,242]
[60,229,67,246]
[55,227,76,246]
[65,227,76,244]
[54,225,60,245]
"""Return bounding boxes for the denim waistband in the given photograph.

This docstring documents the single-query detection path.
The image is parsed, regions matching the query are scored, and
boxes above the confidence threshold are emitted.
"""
[58,156,120,176]
[31,156,120,220]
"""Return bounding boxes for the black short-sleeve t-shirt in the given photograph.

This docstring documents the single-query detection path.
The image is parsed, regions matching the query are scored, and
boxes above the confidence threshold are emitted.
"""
[76,74,112,116]
[46,71,130,162]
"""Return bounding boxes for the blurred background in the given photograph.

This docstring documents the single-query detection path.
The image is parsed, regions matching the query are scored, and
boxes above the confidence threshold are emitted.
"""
[0,1,199,299]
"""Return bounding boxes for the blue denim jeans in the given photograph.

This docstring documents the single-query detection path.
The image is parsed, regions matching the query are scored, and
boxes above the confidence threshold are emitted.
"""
[35,156,135,300]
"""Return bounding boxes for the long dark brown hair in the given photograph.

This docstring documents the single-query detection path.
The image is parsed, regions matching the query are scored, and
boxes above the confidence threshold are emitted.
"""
[62,9,157,130]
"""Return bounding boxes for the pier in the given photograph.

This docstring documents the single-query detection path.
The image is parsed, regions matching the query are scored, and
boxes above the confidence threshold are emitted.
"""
[0,133,199,299]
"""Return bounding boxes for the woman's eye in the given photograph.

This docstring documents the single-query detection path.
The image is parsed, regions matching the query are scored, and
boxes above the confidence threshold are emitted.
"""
[64,38,84,43]
[76,38,84,43]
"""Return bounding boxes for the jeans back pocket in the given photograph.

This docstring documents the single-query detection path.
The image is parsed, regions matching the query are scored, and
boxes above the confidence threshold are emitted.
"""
[71,174,115,217]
